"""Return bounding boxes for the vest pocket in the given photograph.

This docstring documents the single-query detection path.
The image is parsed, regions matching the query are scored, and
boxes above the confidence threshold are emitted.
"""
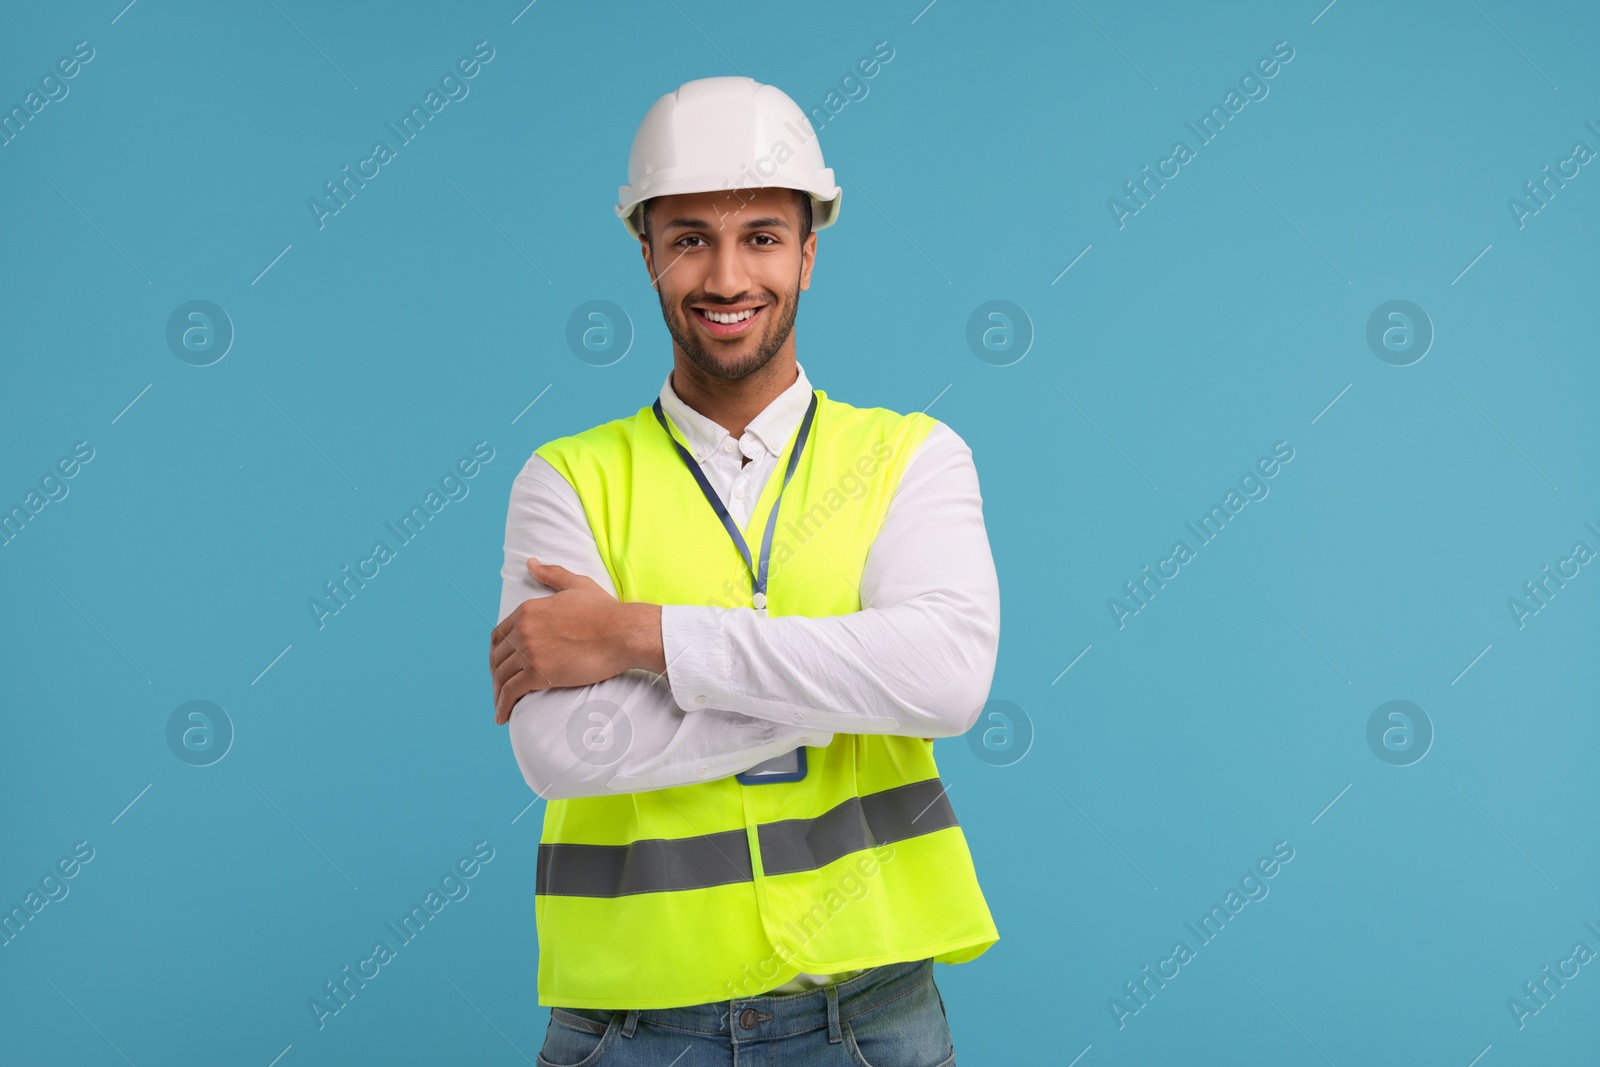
[538,1007,618,1067]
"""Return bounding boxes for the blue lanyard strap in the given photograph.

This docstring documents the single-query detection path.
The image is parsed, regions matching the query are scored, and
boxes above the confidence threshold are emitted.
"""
[652,390,819,609]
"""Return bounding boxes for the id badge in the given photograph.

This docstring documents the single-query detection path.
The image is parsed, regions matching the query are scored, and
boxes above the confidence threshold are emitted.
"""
[735,745,808,785]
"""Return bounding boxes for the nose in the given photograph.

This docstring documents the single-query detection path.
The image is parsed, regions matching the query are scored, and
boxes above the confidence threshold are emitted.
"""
[703,237,753,301]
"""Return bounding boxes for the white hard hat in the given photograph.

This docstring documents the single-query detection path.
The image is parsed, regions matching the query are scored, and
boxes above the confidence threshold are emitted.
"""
[616,76,842,240]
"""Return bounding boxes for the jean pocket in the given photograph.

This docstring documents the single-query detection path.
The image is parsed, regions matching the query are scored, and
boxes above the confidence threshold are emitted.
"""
[842,978,955,1067]
[537,1007,618,1067]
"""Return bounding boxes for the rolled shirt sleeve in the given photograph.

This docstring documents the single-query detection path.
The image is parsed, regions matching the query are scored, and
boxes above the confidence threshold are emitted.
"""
[499,454,833,801]
[660,422,1001,738]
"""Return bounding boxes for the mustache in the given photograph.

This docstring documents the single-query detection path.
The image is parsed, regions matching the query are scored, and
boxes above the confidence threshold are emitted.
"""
[688,296,770,308]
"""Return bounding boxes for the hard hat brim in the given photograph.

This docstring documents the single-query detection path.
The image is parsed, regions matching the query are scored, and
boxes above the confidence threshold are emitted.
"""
[618,177,841,240]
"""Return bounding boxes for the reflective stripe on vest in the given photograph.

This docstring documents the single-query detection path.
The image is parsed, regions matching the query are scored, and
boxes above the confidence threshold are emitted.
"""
[537,778,958,897]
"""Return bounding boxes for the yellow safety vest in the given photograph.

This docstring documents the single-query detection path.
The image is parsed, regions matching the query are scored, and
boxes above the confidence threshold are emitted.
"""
[531,388,999,1009]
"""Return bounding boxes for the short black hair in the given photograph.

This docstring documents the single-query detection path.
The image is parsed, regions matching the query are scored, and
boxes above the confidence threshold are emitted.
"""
[641,188,813,247]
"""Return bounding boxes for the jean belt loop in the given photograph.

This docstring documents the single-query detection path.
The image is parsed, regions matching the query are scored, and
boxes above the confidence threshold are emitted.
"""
[620,1009,641,1038]
[825,983,843,1044]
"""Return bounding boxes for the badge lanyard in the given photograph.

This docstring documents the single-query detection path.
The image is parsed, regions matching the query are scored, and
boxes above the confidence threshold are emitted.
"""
[651,389,820,785]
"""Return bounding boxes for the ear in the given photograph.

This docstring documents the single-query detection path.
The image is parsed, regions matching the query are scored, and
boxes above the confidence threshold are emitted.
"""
[639,231,658,293]
[798,231,817,292]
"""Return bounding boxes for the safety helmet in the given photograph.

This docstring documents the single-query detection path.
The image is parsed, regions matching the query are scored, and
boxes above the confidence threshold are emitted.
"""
[616,76,842,241]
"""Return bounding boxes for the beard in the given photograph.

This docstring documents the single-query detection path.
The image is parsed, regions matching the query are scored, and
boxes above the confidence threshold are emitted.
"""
[659,277,801,382]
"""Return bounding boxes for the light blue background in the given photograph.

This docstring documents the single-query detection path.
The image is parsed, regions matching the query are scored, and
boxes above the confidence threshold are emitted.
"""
[2,0,1597,1064]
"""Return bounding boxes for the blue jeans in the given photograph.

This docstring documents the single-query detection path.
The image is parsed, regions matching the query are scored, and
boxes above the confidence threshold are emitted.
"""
[535,957,956,1066]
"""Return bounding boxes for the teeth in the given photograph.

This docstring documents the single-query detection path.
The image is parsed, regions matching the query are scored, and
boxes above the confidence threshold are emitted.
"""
[703,308,757,324]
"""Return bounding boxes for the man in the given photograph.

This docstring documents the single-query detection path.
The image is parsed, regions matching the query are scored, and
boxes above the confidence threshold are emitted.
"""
[490,76,1000,1065]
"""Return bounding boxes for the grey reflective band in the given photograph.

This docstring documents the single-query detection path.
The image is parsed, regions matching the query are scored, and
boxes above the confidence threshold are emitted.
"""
[537,779,959,898]
[536,828,753,897]
[758,779,956,877]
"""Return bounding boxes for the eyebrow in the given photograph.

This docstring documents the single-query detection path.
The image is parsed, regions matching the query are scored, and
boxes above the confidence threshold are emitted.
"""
[661,215,792,233]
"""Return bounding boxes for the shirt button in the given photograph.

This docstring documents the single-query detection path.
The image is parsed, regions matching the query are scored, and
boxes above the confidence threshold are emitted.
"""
[733,485,745,498]
[695,695,709,707]
[795,712,805,722]
[696,767,709,778]
[722,440,737,453]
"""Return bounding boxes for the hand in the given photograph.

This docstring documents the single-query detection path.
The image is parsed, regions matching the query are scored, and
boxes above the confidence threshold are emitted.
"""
[488,557,661,725]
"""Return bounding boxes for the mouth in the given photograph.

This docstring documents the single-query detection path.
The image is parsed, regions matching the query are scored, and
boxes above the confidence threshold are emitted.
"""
[692,304,766,339]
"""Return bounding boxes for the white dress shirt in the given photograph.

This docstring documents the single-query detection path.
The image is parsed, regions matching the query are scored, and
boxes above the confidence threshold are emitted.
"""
[497,360,1000,995]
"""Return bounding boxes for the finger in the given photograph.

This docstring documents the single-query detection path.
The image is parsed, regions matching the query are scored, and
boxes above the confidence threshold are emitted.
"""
[495,672,516,724]
[493,642,536,690]
[490,606,540,671]
[491,631,553,690]
[490,608,518,646]
[495,665,545,723]
[528,557,585,592]
[486,643,550,716]
[491,632,554,693]
[490,626,527,671]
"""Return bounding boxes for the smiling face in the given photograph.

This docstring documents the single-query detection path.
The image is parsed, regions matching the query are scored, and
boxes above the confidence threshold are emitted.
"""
[638,186,816,383]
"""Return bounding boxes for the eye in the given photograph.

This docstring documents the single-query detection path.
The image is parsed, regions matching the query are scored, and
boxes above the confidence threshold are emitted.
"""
[674,235,706,248]
[751,234,778,246]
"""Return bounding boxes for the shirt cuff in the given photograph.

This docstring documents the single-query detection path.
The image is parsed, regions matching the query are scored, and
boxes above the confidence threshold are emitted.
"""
[660,603,737,712]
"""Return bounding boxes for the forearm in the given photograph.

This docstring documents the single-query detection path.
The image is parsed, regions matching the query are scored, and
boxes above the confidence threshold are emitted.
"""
[619,602,667,675]
[506,669,833,799]
[659,591,997,737]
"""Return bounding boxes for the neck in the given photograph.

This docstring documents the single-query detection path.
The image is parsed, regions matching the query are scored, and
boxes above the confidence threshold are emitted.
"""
[669,354,798,440]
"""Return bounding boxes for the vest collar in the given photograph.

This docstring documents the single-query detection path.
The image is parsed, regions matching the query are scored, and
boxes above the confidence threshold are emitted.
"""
[656,361,814,462]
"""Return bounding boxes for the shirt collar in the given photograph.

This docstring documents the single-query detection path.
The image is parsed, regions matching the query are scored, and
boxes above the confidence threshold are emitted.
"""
[657,361,814,462]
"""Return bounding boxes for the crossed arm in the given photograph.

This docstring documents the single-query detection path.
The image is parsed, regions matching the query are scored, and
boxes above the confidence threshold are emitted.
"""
[490,421,1000,800]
